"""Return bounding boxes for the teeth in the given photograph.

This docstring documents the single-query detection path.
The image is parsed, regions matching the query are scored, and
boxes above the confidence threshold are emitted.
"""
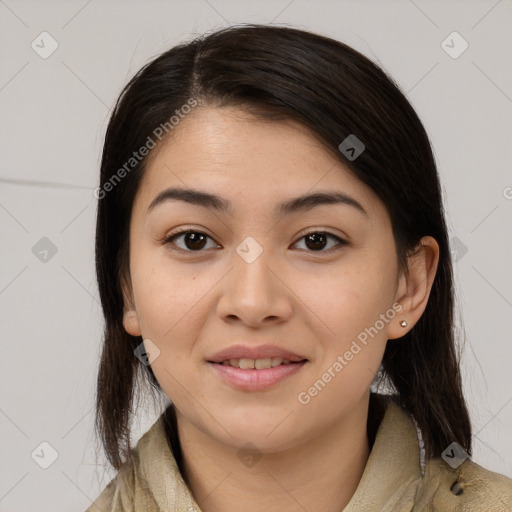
[255,358,272,369]
[221,357,294,369]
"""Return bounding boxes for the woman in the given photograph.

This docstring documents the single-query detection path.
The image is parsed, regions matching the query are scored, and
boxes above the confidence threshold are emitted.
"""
[88,24,511,511]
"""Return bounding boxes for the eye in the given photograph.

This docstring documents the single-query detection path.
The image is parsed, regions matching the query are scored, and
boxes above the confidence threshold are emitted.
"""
[163,229,220,252]
[293,231,347,253]
[163,228,347,254]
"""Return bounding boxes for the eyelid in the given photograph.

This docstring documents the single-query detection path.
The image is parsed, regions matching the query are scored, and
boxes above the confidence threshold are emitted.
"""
[162,226,348,253]
[162,226,220,248]
[292,228,348,252]
[294,227,347,242]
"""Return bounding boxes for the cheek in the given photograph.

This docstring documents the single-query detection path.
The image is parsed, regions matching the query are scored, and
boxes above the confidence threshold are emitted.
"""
[309,259,394,345]
[298,259,393,408]
[130,254,212,388]
[130,252,205,339]
[297,266,393,406]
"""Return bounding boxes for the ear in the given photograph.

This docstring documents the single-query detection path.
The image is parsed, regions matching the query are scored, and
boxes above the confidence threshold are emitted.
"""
[121,274,142,337]
[387,236,440,340]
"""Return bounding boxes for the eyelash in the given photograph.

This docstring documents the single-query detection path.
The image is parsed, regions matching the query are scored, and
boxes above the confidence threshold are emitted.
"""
[162,227,347,255]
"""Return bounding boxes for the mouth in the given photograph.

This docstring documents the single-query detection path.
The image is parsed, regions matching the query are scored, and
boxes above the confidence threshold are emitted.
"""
[208,344,307,365]
[214,357,305,369]
[207,345,308,391]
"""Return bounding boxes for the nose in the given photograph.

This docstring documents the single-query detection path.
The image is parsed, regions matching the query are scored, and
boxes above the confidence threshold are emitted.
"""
[216,243,293,328]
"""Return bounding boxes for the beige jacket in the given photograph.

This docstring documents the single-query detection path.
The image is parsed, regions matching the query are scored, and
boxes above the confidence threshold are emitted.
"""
[86,399,512,511]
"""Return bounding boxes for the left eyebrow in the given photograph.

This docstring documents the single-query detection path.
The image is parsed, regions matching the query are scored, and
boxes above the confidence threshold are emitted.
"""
[147,187,368,218]
[276,191,368,219]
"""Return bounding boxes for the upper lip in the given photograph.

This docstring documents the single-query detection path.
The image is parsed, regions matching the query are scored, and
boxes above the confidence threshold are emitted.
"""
[208,344,307,363]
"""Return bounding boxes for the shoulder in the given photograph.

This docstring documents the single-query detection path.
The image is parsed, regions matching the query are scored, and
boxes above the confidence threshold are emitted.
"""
[369,395,512,511]
[418,456,512,511]
[84,420,160,512]
[84,456,137,512]
[85,413,198,512]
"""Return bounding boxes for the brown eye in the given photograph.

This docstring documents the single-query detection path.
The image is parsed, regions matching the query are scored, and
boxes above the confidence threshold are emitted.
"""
[305,233,328,250]
[294,231,346,252]
[182,232,207,250]
[165,230,219,252]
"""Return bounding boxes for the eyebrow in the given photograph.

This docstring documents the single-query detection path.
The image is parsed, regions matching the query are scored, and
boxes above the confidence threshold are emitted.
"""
[147,187,368,218]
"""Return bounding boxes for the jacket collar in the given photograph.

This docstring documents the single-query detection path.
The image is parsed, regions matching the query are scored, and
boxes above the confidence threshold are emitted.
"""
[343,396,424,510]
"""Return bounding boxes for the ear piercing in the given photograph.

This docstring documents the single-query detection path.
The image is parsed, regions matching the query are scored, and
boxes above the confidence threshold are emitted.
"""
[400,320,408,328]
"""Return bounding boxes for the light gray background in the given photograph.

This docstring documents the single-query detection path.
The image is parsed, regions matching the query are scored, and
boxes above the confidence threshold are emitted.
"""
[1,0,511,510]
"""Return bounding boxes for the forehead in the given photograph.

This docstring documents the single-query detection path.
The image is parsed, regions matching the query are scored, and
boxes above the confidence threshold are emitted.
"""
[135,106,384,220]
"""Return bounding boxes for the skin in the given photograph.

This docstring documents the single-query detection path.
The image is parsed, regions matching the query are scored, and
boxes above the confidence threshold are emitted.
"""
[122,106,439,512]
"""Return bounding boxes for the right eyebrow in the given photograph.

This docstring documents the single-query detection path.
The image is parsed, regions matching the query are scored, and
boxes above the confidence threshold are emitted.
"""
[147,187,231,215]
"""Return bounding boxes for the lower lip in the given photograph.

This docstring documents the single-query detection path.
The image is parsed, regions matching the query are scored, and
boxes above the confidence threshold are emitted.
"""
[209,361,307,391]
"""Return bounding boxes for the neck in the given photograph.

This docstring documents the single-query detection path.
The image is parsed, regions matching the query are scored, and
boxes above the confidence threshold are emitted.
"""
[175,393,374,512]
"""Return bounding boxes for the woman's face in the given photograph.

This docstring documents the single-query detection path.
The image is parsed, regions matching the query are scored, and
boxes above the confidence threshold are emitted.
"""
[123,106,407,452]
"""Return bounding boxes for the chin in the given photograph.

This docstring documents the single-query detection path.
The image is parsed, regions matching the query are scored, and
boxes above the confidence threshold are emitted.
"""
[214,410,303,449]
[220,428,298,454]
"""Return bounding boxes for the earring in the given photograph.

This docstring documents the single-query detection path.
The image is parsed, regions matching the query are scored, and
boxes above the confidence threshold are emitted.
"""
[400,320,408,328]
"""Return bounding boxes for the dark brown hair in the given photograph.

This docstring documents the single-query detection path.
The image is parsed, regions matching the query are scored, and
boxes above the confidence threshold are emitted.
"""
[94,23,471,471]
